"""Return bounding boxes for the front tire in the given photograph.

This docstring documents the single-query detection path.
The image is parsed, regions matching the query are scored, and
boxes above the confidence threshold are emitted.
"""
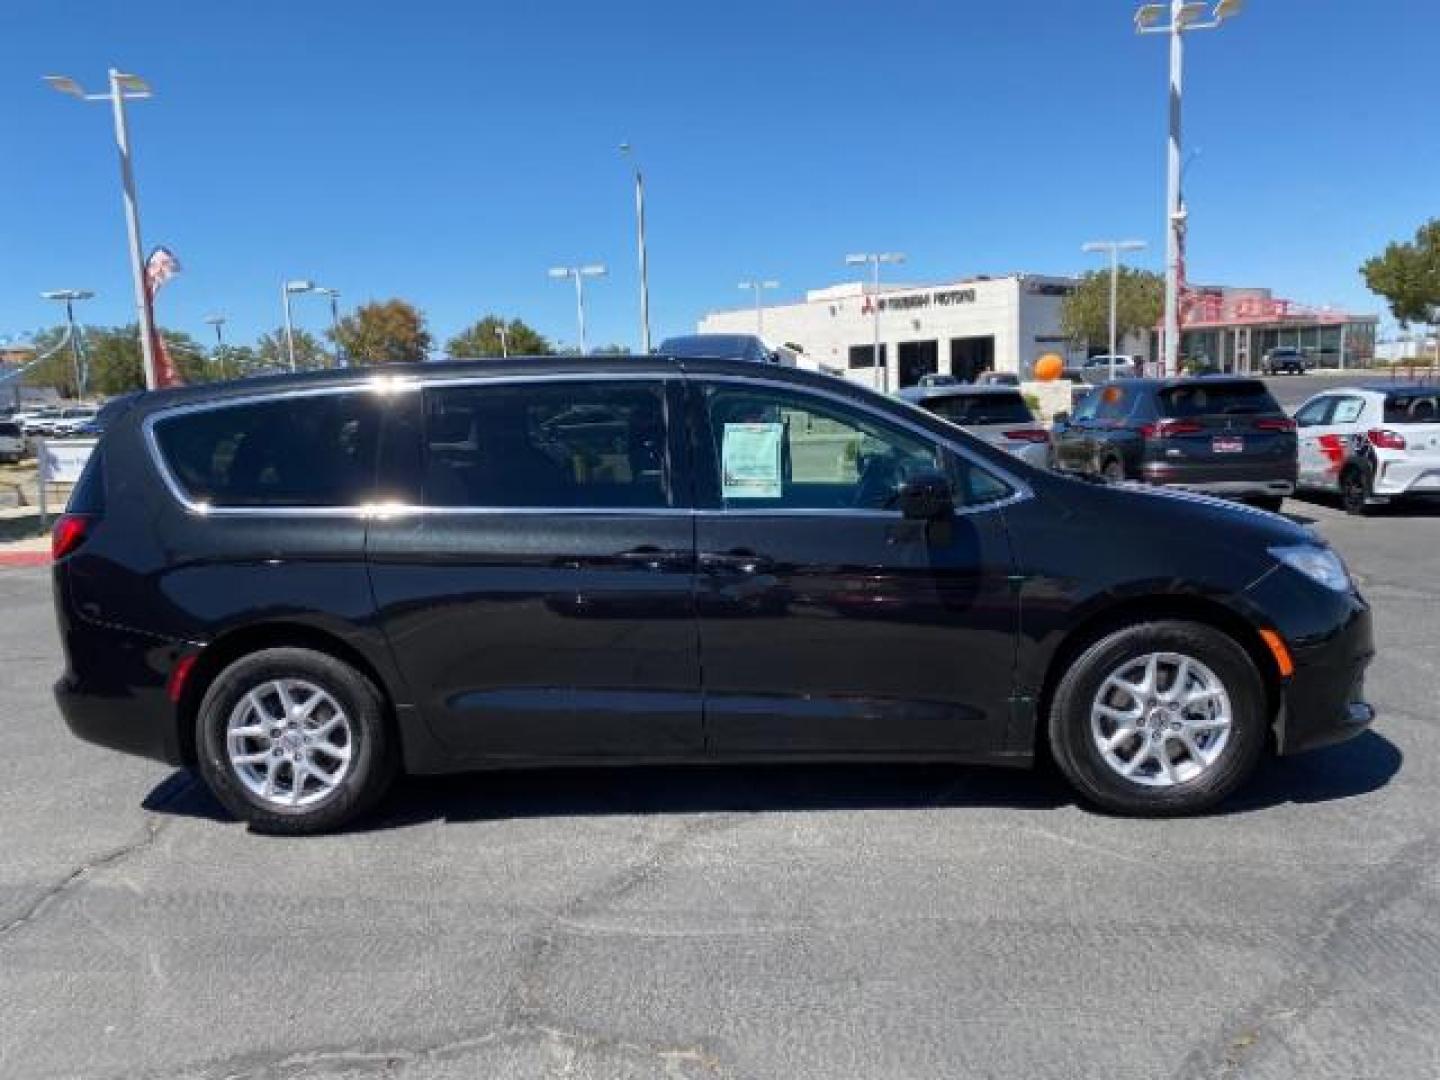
[196,648,397,834]
[1047,621,1268,816]
[1101,458,1125,483]
[1250,495,1285,513]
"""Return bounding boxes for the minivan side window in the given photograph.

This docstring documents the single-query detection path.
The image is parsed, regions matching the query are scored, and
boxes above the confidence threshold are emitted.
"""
[699,383,1011,511]
[422,380,670,509]
[152,392,382,508]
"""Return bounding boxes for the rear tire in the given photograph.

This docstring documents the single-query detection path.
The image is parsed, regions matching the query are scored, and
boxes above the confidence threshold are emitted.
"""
[1341,467,1370,516]
[1101,458,1125,483]
[196,647,397,835]
[1047,620,1268,816]
[1250,495,1285,513]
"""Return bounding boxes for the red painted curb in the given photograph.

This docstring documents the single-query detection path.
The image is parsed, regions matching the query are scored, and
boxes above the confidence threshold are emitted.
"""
[0,551,50,568]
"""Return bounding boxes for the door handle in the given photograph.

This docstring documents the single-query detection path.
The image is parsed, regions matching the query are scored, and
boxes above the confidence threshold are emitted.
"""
[615,547,692,571]
[699,550,775,575]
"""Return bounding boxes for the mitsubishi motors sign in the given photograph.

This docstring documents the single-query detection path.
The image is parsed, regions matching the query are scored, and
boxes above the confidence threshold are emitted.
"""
[860,287,976,315]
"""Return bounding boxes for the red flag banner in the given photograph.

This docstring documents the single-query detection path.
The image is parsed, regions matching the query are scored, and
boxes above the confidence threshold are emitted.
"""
[144,247,183,388]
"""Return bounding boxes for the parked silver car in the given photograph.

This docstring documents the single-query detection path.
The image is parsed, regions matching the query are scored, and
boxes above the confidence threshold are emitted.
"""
[898,385,1051,467]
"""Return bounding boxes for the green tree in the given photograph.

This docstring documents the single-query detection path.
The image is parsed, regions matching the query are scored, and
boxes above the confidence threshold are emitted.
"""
[1060,267,1164,349]
[211,344,259,381]
[445,316,553,358]
[591,343,631,356]
[256,327,332,372]
[331,299,432,365]
[1361,219,1440,327]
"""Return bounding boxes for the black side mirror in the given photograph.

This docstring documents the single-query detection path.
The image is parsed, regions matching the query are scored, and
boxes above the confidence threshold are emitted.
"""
[898,469,955,521]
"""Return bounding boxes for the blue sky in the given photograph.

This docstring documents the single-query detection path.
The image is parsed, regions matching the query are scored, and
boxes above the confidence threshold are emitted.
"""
[1,0,1436,352]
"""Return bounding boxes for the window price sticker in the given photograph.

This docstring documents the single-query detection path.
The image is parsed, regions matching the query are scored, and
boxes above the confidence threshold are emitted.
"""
[721,422,783,499]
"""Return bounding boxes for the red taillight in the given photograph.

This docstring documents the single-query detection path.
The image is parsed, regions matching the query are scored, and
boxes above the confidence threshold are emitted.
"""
[1254,417,1296,433]
[166,653,199,704]
[1139,419,1203,439]
[1368,428,1408,450]
[51,513,93,560]
[1002,428,1050,444]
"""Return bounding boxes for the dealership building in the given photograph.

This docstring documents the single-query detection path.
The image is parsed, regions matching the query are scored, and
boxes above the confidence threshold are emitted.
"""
[697,272,1378,390]
[699,273,1086,390]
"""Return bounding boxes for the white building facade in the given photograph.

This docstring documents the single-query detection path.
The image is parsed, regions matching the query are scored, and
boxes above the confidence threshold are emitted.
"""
[698,274,1099,391]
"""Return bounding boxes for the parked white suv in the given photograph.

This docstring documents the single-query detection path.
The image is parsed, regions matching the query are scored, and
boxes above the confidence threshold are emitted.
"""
[1293,385,1440,514]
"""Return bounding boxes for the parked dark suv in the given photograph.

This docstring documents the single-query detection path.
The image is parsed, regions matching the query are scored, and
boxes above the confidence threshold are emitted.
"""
[53,358,1372,832]
[1052,377,1298,510]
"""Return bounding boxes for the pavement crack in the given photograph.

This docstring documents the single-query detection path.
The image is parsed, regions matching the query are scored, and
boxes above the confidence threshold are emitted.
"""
[144,1022,725,1079]
[0,776,195,945]
[1170,830,1440,1080]
[504,812,744,1029]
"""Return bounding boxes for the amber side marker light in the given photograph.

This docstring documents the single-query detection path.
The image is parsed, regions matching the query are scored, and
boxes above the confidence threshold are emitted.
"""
[1258,628,1295,679]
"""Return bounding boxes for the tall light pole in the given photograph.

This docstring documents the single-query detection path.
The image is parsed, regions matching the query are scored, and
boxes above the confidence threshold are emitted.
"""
[40,289,94,400]
[845,252,906,393]
[548,265,607,355]
[497,323,509,358]
[313,287,344,367]
[738,280,780,338]
[281,280,315,371]
[44,70,158,390]
[203,313,226,349]
[1081,241,1148,379]
[1134,0,1242,377]
[619,143,651,353]
[203,314,230,379]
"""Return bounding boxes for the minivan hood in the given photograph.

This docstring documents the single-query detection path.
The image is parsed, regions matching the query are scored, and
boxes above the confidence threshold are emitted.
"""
[1038,472,1314,552]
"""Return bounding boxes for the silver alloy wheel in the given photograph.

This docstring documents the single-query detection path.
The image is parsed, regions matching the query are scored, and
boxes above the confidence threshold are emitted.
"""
[1090,652,1232,788]
[225,678,353,808]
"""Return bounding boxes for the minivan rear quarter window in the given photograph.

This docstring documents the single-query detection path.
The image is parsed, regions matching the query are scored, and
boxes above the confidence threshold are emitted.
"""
[422,380,670,509]
[1159,380,1279,418]
[152,392,383,508]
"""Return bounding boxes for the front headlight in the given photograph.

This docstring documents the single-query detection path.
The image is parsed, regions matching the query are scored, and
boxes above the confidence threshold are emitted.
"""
[1270,544,1352,593]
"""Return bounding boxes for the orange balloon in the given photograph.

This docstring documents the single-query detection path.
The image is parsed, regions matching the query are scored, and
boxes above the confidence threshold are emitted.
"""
[1033,353,1065,382]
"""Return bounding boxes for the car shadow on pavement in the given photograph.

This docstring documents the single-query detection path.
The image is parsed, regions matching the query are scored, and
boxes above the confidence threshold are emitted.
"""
[1290,492,1440,518]
[142,730,1401,832]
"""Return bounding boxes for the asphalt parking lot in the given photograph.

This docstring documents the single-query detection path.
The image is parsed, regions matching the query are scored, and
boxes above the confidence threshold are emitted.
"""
[2,496,1438,1079]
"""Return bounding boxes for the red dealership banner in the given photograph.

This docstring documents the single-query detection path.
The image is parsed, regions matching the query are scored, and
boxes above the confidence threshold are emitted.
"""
[144,246,183,388]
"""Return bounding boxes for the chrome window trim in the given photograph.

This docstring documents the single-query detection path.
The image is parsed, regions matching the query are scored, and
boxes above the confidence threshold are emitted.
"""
[139,367,1031,519]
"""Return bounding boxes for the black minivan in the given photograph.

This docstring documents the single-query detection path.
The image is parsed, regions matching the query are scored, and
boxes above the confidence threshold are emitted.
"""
[53,358,1374,833]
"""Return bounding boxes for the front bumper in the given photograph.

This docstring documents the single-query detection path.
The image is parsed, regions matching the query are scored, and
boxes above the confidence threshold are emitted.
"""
[1245,569,1376,755]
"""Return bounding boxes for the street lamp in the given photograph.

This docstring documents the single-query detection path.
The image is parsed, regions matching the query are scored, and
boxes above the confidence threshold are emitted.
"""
[845,252,906,392]
[40,289,94,400]
[44,70,159,390]
[548,265,607,355]
[497,323,509,359]
[1080,240,1148,379]
[619,143,652,353]
[313,287,344,367]
[281,279,319,371]
[738,280,780,337]
[203,313,226,348]
[1134,0,1242,376]
[203,314,230,379]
